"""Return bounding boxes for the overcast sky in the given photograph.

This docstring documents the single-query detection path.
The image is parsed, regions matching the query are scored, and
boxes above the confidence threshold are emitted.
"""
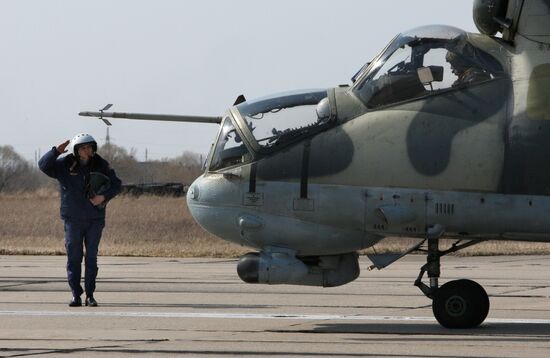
[1,0,477,162]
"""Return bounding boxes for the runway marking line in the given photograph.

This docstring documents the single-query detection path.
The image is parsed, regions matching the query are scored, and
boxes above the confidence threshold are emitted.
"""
[0,310,549,324]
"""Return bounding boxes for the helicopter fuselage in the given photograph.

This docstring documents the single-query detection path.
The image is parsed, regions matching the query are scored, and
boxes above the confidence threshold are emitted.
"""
[187,25,550,257]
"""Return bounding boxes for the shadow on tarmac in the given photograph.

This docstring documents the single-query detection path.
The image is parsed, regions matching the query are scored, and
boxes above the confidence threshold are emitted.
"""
[303,322,550,338]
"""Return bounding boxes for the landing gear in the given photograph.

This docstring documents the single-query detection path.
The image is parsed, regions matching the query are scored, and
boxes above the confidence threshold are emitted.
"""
[414,238,489,328]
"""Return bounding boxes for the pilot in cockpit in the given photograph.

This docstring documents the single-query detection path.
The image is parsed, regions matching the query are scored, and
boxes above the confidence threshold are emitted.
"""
[446,50,491,87]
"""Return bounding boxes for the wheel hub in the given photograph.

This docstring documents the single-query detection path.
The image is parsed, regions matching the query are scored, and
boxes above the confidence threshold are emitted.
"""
[445,295,467,317]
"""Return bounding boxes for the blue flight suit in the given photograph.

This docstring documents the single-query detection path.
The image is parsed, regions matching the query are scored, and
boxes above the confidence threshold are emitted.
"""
[39,148,121,298]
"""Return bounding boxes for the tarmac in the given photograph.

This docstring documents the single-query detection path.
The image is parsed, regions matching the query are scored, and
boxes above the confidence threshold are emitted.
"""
[1,254,550,357]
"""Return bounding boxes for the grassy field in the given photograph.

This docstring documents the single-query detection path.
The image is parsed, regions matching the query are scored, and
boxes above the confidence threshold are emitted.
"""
[0,191,247,257]
[2,191,550,257]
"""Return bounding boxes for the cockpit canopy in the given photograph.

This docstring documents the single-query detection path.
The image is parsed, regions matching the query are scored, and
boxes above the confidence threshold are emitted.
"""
[352,25,504,108]
[235,90,330,150]
[208,90,332,171]
[207,26,507,172]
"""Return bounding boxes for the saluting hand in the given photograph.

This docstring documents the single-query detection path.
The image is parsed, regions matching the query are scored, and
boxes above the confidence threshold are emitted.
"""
[56,140,70,154]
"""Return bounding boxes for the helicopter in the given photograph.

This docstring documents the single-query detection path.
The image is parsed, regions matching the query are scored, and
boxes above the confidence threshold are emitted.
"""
[80,0,550,328]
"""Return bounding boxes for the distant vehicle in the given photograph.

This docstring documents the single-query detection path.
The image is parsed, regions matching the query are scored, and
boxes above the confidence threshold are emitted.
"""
[121,182,187,197]
[81,0,550,328]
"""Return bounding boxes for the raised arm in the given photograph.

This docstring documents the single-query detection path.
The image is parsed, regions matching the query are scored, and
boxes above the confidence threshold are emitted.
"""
[38,140,70,179]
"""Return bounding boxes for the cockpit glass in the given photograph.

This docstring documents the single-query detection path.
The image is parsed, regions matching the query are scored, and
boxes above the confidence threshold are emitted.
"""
[352,25,504,108]
[209,117,252,171]
[235,90,329,149]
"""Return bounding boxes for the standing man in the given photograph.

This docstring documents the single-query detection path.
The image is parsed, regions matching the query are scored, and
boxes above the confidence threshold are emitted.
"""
[39,134,121,307]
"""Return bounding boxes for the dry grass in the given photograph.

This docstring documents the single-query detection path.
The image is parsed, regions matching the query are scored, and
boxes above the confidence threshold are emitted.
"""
[361,237,550,256]
[0,191,248,257]
[2,191,550,257]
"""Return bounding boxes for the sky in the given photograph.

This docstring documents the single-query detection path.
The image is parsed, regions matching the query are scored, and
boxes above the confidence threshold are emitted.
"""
[1,0,477,162]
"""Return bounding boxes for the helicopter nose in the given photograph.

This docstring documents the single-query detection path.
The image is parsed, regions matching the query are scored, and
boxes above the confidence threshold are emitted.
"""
[186,174,243,245]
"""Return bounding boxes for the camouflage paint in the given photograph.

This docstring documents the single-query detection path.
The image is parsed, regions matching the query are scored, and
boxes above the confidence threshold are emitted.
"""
[406,79,509,176]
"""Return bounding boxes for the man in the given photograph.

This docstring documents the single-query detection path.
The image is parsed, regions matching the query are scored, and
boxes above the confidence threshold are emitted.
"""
[446,50,491,87]
[39,134,121,307]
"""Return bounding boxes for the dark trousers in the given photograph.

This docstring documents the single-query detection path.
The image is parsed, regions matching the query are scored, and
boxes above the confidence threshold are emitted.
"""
[63,219,105,297]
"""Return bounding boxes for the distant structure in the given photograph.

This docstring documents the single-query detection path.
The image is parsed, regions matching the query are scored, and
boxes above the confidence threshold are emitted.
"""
[105,127,111,146]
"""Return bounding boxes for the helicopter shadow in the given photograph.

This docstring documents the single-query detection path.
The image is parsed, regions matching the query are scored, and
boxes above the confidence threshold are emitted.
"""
[304,321,550,341]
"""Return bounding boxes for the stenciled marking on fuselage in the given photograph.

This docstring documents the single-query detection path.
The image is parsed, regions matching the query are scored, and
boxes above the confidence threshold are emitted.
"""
[1,310,550,324]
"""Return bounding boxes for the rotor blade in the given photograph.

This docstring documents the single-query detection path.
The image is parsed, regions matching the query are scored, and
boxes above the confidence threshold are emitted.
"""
[101,103,113,111]
[78,111,222,124]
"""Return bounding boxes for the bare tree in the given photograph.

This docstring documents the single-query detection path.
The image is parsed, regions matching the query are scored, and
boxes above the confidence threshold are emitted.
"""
[98,143,138,163]
[171,151,202,169]
[0,146,33,192]
[97,143,140,183]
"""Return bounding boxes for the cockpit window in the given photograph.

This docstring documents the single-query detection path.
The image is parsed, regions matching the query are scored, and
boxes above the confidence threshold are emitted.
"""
[209,117,252,171]
[235,90,330,149]
[352,25,504,108]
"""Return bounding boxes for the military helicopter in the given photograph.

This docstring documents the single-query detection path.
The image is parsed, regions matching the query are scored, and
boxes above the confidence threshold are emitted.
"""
[80,0,550,328]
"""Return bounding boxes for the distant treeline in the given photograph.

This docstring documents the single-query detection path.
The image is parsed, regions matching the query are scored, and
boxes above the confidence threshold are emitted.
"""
[0,144,203,193]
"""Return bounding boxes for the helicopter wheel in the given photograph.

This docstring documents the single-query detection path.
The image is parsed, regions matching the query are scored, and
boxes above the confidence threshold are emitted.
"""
[432,279,489,329]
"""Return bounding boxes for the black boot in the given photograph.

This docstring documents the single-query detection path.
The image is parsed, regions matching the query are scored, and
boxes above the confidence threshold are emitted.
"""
[85,296,98,307]
[69,296,82,307]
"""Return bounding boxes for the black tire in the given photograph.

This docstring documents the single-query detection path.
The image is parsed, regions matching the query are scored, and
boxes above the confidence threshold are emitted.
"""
[432,279,489,329]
